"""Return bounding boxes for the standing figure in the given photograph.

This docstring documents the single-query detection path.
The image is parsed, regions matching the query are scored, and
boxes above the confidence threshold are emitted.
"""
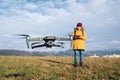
[72,22,87,67]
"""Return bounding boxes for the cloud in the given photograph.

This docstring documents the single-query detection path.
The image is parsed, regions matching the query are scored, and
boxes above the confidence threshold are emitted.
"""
[0,0,120,50]
[110,40,120,45]
[25,3,37,10]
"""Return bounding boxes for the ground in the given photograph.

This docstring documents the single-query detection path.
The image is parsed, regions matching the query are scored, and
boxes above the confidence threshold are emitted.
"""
[0,56,120,80]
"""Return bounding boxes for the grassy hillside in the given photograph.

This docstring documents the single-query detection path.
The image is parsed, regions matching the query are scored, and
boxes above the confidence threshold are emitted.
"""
[0,56,119,80]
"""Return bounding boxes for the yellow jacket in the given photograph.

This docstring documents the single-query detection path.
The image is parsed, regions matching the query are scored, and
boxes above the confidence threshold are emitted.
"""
[72,29,87,50]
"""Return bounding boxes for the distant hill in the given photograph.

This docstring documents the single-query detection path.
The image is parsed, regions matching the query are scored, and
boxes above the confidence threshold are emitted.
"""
[85,48,120,56]
[0,49,31,56]
[56,48,120,56]
[0,48,120,56]
[0,49,55,56]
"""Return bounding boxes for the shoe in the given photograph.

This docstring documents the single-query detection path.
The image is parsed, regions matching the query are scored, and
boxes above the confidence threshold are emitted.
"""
[79,62,83,66]
[73,62,78,67]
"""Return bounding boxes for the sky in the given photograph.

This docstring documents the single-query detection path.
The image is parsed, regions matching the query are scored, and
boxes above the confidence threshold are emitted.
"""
[0,0,120,51]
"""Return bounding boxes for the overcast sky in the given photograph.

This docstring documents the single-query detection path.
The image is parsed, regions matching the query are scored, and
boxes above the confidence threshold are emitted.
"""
[0,0,120,51]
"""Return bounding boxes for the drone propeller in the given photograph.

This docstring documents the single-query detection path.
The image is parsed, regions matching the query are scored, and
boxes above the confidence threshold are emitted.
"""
[15,34,30,48]
[15,34,29,37]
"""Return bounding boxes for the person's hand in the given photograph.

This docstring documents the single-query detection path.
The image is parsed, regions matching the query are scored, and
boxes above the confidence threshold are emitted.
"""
[73,36,81,40]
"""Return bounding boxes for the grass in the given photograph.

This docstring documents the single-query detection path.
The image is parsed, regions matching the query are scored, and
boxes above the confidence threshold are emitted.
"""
[0,56,120,80]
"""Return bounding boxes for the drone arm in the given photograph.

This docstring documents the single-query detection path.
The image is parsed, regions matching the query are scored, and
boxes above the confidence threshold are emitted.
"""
[29,37,43,41]
[56,37,71,41]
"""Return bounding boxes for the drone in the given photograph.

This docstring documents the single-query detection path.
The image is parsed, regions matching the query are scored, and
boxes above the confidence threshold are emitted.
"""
[16,34,72,49]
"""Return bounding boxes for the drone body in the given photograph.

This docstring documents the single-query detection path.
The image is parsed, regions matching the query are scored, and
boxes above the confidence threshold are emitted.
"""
[17,34,71,49]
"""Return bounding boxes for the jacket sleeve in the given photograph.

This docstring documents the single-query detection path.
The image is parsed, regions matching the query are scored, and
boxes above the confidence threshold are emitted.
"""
[71,32,74,37]
[80,31,87,41]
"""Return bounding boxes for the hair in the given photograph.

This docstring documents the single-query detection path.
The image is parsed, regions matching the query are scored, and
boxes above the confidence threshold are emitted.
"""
[74,22,84,36]
[74,27,84,36]
[77,22,82,27]
[81,28,84,36]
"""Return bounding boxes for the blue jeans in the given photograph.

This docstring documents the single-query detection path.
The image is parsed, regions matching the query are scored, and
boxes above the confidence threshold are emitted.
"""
[74,50,83,63]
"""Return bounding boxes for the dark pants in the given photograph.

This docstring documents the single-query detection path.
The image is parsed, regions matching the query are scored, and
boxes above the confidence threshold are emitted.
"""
[74,50,83,63]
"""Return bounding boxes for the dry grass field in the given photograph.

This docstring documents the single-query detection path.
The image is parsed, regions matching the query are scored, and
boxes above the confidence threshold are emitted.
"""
[0,56,120,80]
